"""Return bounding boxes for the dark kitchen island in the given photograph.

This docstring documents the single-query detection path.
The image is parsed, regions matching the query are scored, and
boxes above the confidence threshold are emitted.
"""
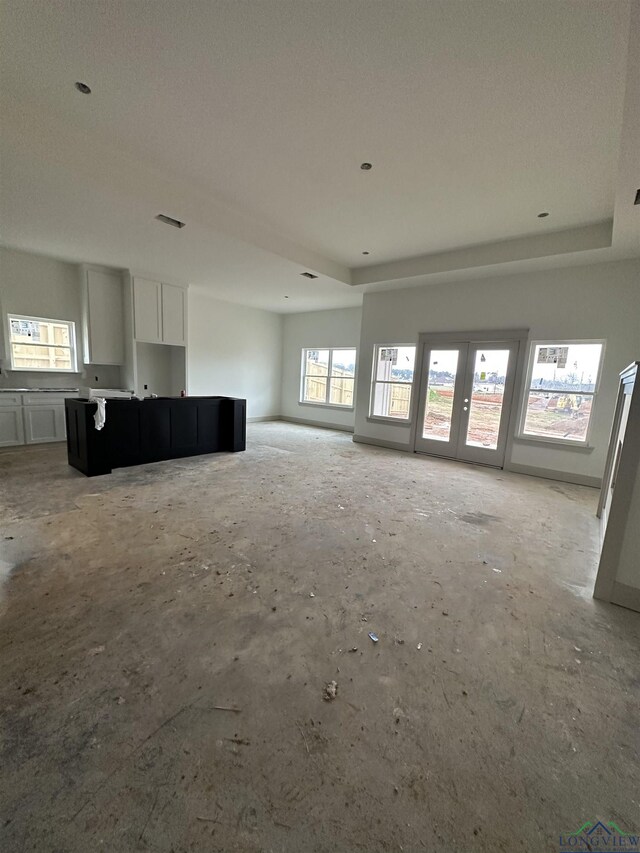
[65,395,246,476]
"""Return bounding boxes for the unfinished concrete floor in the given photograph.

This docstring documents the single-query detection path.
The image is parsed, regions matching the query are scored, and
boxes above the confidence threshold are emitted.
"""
[1,422,638,852]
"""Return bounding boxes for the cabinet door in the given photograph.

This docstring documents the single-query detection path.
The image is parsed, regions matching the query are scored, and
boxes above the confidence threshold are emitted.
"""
[24,405,66,443]
[161,283,186,345]
[133,278,162,343]
[86,269,124,364]
[0,406,25,446]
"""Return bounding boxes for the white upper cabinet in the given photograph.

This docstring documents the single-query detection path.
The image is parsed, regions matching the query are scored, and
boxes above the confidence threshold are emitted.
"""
[133,277,162,343]
[161,283,186,345]
[84,268,125,364]
[133,277,186,346]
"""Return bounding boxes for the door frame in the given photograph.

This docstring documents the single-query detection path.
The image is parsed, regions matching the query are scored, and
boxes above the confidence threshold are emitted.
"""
[410,329,529,468]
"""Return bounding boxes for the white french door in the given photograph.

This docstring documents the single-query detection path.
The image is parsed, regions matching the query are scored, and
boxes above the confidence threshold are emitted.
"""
[414,337,521,468]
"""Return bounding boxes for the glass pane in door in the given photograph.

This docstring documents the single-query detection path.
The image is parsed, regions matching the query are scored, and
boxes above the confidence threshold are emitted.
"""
[423,350,459,441]
[465,349,510,449]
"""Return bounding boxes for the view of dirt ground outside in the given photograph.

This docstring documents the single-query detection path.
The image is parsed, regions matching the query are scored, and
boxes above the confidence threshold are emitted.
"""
[422,342,602,447]
[422,348,512,449]
[523,342,602,442]
[423,379,594,446]
[424,387,506,447]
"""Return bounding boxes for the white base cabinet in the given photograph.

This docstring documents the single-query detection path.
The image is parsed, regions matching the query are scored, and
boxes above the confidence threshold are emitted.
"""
[0,392,78,447]
[23,405,67,444]
[0,406,25,447]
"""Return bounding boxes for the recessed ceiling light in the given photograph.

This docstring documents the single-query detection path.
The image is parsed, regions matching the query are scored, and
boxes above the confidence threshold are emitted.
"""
[537,211,550,218]
[362,251,370,255]
[284,295,289,299]
[360,162,372,170]
[300,272,318,279]
[75,81,91,94]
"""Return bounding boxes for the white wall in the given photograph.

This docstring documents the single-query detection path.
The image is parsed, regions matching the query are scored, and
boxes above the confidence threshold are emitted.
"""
[354,258,640,484]
[0,246,121,389]
[281,307,362,431]
[188,289,282,419]
[134,342,185,398]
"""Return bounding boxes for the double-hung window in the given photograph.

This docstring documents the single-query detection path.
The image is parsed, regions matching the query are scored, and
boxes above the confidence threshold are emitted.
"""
[370,344,417,421]
[301,348,357,407]
[519,340,604,444]
[8,314,77,372]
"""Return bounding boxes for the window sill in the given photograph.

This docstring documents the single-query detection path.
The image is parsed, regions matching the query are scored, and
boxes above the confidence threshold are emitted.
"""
[298,401,354,412]
[7,368,81,374]
[513,435,594,453]
[366,415,412,427]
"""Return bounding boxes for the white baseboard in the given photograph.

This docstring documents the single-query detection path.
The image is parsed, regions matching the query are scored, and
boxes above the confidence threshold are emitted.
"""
[280,415,354,433]
[505,461,601,489]
[608,581,640,614]
[350,435,602,488]
[352,434,411,452]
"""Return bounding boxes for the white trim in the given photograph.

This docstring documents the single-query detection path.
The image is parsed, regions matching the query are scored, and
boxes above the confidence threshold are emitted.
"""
[352,433,411,452]
[282,415,354,433]
[7,313,78,373]
[609,582,640,614]
[410,330,529,467]
[504,461,601,488]
[416,329,529,344]
[298,401,354,412]
[517,338,605,446]
[366,415,413,426]
[512,435,594,452]
[369,342,417,422]
[300,346,357,407]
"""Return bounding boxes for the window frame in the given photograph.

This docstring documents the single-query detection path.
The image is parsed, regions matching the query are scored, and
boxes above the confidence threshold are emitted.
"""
[7,313,78,373]
[299,347,357,409]
[516,338,605,448]
[368,343,417,424]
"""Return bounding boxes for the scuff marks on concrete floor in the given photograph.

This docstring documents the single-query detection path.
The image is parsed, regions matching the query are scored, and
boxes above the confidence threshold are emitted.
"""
[0,423,638,852]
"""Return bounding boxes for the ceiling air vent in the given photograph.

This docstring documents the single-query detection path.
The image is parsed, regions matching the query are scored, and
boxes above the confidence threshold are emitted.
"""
[156,213,186,229]
[301,272,318,279]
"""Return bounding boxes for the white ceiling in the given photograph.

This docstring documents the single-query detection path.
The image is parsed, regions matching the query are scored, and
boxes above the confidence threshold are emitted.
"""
[1,0,638,313]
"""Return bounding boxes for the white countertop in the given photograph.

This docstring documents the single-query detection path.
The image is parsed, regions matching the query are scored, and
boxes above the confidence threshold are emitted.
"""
[0,388,79,392]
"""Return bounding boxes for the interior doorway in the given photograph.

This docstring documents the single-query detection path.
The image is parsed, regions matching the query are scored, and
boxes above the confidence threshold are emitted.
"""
[413,333,524,468]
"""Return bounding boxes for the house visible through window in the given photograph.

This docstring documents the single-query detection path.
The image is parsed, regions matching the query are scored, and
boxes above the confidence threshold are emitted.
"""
[370,344,417,420]
[8,315,77,372]
[301,348,356,407]
[520,341,604,443]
